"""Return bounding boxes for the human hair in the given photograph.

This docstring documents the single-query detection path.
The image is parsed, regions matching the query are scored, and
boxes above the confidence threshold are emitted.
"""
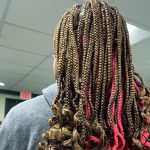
[38,0,150,149]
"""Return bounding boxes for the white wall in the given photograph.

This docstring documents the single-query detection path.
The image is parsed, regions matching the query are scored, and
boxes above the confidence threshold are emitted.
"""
[0,93,20,121]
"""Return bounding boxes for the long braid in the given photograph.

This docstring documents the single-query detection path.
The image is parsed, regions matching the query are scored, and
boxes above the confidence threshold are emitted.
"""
[121,17,130,139]
[91,0,105,123]
[99,2,112,128]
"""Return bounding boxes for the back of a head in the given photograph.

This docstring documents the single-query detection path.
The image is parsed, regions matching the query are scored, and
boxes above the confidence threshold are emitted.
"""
[38,0,150,149]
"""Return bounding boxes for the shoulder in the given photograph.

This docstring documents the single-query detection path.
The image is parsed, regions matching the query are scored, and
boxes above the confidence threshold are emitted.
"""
[12,95,50,116]
[0,95,52,150]
[0,83,58,150]
[0,94,52,133]
[5,95,52,129]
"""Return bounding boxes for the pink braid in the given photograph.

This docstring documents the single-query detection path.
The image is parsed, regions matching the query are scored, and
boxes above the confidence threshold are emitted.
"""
[109,52,126,150]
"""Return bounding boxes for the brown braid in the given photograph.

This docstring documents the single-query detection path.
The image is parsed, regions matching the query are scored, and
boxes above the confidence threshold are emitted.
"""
[38,1,150,149]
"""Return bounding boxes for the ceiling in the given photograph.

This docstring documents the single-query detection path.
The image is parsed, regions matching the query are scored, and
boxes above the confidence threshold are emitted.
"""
[0,0,150,94]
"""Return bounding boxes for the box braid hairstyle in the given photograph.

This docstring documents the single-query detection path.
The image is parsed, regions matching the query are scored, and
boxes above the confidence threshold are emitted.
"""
[38,0,150,149]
